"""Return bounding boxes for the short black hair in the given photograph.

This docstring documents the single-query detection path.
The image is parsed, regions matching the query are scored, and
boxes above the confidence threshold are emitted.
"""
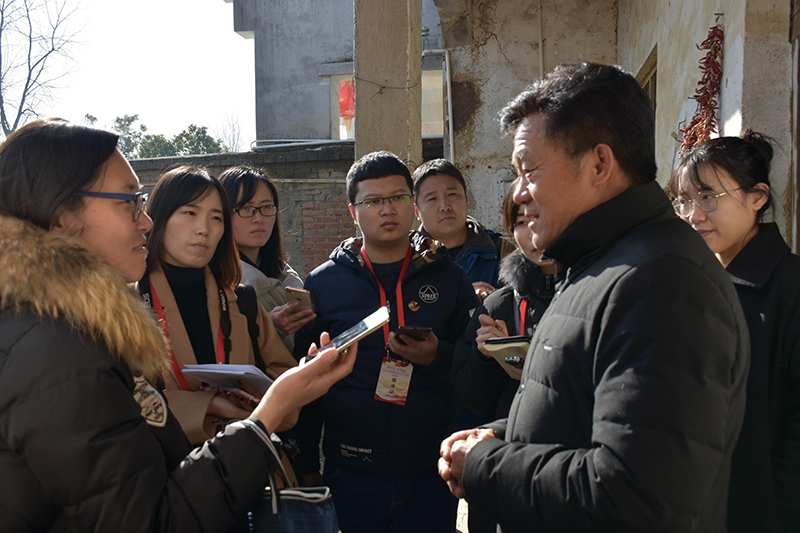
[412,158,466,199]
[500,63,656,185]
[346,151,413,203]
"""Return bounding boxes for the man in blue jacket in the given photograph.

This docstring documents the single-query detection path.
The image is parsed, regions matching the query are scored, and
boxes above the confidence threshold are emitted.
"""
[294,151,477,533]
[413,159,503,301]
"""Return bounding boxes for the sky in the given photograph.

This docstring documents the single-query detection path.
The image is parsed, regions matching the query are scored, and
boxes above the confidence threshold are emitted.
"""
[37,0,256,150]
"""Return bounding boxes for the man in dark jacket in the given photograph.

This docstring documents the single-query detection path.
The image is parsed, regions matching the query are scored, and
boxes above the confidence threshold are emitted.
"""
[439,63,750,532]
[295,151,477,533]
[412,159,503,300]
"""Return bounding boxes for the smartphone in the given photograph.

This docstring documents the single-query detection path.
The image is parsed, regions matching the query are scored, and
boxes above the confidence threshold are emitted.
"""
[395,326,432,342]
[285,287,313,310]
[305,306,390,360]
[504,355,525,368]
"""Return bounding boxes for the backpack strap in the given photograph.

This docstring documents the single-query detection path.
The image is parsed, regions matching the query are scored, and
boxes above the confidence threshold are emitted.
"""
[235,284,265,373]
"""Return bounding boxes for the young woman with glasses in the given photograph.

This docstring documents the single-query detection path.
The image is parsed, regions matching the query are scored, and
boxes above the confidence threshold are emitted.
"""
[140,166,308,447]
[220,166,315,352]
[669,130,800,532]
[0,119,356,531]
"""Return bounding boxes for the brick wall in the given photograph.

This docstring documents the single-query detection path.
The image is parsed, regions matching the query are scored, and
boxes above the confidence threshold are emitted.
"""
[130,139,443,279]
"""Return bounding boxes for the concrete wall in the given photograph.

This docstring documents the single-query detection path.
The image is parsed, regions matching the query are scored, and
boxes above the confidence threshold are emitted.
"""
[435,0,617,232]
[618,0,793,241]
[229,0,443,142]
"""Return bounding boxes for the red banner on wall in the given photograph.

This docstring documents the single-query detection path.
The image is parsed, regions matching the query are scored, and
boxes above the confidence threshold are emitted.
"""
[339,80,355,119]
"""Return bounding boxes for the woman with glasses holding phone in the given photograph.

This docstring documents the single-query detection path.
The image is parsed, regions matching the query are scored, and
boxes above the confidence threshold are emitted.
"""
[141,166,301,447]
[0,119,356,531]
[220,166,315,352]
[670,130,800,532]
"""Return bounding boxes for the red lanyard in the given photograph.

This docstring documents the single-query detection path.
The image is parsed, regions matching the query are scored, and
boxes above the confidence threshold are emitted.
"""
[149,275,225,391]
[361,245,412,347]
[519,298,528,336]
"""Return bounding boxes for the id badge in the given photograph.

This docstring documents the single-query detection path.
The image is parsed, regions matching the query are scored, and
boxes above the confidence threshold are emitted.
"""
[375,357,413,406]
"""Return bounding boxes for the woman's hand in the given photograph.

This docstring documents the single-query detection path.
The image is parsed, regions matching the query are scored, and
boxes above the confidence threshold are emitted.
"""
[473,281,496,303]
[207,392,254,421]
[253,332,357,433]
[269,300,316,335]
[475,314,509,358]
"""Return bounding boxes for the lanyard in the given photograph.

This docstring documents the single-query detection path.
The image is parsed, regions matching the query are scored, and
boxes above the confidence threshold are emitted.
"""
[144,275,229,391]
[360,245,412,347]
[519,298,528,336]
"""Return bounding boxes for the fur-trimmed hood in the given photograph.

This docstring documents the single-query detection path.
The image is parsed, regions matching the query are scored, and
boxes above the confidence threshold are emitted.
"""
[0,215,168,383]
[498,251,557,301]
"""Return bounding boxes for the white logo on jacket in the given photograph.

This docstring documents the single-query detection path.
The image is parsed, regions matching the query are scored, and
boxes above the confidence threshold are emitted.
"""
[419,285,439,304]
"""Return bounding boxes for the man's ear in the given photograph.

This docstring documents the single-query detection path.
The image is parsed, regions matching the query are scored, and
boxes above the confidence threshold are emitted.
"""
[414,203,421,221]
[589,143,615,188]
[348,204,358,225]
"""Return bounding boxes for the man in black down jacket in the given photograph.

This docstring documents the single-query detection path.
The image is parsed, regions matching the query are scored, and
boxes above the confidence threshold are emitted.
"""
[439,63,750,532]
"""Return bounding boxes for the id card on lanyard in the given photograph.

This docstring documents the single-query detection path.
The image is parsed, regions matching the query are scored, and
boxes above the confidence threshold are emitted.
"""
[144,275,230,391]
[361,245,414,406]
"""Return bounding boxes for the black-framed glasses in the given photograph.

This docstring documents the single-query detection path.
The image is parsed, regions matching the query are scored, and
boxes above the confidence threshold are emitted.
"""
[351,194,413,209]
[234,205,278,218]
[672,188,743,218]
[80,191,148,222]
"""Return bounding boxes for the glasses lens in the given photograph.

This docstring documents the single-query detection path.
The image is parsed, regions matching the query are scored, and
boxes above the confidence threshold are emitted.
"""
[696,192,717,213]
[391,195,412,205]
[260,205,278,216]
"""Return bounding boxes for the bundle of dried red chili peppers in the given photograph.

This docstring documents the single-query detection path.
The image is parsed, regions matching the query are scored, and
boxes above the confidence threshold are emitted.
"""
[680,16,724,155]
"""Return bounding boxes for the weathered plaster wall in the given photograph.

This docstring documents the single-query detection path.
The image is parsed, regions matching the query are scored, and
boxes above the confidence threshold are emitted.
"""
[438,0,617,233]
[618,0,793,239]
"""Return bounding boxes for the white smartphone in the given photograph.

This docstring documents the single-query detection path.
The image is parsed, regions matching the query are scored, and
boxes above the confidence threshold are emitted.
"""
[306,306,390,359]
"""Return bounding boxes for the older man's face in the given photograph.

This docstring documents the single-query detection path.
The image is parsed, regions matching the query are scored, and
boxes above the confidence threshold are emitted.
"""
[511,114,598,251]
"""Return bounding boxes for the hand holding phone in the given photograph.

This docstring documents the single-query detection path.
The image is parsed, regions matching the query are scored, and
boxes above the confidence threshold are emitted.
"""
[395,326,432,342]
[285,287,313,310]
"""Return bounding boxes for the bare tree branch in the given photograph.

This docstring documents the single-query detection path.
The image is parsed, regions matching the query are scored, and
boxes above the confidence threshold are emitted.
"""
[0,0,78,137]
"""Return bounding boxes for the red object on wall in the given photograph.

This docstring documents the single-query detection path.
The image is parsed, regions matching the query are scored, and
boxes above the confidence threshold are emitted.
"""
[339,80,355,119]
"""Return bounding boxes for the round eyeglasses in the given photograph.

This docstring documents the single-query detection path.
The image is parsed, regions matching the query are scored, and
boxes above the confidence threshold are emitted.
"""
[234,205,278,218]
[351,194,413,209]
[80,191,148,222]
[672,188,743,218]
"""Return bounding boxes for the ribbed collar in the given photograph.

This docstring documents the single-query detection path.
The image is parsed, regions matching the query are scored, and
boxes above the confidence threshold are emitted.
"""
[162,263,206,287]
[544,181,674,267]
[725,222,790,289]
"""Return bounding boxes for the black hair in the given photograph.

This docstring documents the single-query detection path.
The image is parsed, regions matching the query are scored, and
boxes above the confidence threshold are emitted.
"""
[411,158,466,198]
[669,129,775,219]
[500,63,657,185]
[145,166,242,289]
[346,151,413,203]
[219,165,288,279]
[0,118,119,229]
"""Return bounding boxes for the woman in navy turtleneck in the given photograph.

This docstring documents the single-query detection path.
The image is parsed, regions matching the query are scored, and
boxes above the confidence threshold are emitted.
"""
[141,166,299,446]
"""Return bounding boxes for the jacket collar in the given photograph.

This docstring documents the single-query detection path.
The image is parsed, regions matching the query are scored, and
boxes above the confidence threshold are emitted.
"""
[544,181,674,267]
[0,215,168,383]
[333,230,446,271]
[725,222,790,289]
[499,251,556,300]
[420,215,496,259]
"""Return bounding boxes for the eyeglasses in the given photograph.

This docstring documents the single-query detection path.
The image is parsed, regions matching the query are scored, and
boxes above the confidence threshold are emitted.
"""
[351,195,413,209]
[80,191,148,222]
[672,188,743,218]
[234,205,278,218]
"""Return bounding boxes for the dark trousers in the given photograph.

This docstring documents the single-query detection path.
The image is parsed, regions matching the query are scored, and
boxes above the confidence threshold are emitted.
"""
[323,466,458,533]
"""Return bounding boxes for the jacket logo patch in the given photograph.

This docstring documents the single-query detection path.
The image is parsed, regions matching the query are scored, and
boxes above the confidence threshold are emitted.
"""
[133,376,167,428]
[418,285,439,304]
[408,300,420,312]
